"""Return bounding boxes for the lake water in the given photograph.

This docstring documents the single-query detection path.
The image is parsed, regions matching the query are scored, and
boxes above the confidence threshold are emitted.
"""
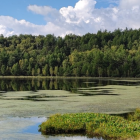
[0,78,140,140]
[0,116,103,140]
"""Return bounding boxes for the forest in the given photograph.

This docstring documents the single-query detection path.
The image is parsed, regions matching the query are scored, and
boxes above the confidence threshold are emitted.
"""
[0,28,140,77]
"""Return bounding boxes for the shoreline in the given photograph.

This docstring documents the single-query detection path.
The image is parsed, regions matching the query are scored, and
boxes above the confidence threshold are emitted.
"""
[0,76,140,80]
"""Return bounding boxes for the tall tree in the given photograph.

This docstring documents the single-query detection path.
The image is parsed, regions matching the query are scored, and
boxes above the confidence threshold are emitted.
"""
[49,67,53,76]
[54,66,58,76]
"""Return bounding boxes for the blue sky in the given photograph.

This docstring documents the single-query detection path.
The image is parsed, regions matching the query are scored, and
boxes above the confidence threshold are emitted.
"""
[0,0,78,25]
[0,0,140,36]
[0,0,116,25]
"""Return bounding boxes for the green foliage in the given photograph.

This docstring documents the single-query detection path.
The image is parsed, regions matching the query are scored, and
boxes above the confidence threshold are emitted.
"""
[1,29,140,77]
[40,109,140,140]
[42,64,49,76]
[126,109,140,121]
[54,66,58,76]
[49,67,53,76]
[1,65,5,75]
[11,63,20,76]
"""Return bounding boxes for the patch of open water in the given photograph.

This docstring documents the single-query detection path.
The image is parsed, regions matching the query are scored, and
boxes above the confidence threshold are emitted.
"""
[0,117,103,140]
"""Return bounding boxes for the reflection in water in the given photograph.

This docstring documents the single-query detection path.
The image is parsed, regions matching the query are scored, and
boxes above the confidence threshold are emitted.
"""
[43,135,103,140]
[0,117,47,140]
[0,78,139,92]
[0,117,103,140]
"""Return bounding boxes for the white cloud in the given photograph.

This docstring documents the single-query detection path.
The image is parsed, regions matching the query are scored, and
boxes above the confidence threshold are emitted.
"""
[0,25,14,36]
[0,16,68,36]
[28,5,59,18]
[119,0,140,9]
[1,0,140,37]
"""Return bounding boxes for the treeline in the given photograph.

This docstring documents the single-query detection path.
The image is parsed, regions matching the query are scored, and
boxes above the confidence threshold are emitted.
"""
[0,28,140,77]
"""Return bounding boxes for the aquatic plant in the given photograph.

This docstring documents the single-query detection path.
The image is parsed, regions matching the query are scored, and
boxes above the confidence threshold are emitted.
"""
[40,109,140,140]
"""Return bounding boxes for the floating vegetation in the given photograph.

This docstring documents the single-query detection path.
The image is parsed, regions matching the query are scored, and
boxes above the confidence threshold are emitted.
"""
[0,84,140,117]
[111,79,140,83]
[40,109,140,140]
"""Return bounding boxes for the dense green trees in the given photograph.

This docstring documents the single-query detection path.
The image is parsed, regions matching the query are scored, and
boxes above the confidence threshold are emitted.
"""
[1,28,140,77]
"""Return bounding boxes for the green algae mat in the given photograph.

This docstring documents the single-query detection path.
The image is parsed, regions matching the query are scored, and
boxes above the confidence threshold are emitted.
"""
[0,84,140,117]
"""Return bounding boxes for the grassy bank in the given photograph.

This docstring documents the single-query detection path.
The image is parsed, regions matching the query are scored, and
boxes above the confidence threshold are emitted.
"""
[40,109,140,140]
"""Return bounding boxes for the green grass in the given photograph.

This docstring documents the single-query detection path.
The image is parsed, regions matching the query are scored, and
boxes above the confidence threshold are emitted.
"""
[39,109,140,140]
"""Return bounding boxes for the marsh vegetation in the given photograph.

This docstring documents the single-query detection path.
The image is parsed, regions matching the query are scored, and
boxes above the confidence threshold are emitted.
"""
[40,109,140,140]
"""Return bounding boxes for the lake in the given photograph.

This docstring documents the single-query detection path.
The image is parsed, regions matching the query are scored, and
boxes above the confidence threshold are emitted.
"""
[0,78,140,140]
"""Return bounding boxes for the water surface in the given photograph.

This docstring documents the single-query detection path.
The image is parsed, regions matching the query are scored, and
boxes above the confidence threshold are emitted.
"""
[0,78,140,139]
[0,116,103,140]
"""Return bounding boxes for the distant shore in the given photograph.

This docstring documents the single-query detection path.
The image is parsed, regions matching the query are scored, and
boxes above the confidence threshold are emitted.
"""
[0,76,140,80]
